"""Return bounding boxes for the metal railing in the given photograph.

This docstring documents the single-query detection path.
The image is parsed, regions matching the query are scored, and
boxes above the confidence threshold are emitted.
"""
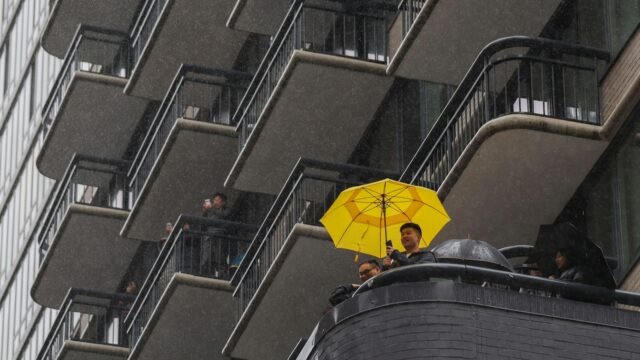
[400,37,610,188]
[396,0,426,37]
[41,25,130,143]
[235,0,388,151]
[125,215,256,350]
[38,154,130,263]
[37,289,135,360]
[127,65,250,206]
[129,0,168,70]
[231,158,397,322]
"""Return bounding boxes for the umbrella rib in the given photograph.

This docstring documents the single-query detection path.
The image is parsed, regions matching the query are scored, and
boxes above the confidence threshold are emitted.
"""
[387,201,415,223]
[332,202,382,249]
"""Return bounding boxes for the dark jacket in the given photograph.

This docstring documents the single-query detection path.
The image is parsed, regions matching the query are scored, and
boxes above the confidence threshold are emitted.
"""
[557,265,591,284]
[388,249,437,268]
[329,284,358,306]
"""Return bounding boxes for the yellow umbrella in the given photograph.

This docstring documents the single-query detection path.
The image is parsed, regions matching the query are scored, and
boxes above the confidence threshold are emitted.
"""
[320,178,450,258]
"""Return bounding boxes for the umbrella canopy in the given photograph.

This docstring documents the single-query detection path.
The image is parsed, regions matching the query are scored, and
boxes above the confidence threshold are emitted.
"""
[320,178,450,258]
[431,239,514,272]
[534,222,616,288]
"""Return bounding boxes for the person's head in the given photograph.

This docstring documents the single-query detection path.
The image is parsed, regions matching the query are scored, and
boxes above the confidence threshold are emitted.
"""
[212,192,227,209]
[125,281,138,294]
[399,223,422,253]
[358,259,381,282]
[164,222,173,235]
[555,250,570,271]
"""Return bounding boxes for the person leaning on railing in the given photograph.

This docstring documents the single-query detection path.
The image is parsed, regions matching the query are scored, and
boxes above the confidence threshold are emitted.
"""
[383,223,436,270]
[200,192,233,277]
[328,259,381,307]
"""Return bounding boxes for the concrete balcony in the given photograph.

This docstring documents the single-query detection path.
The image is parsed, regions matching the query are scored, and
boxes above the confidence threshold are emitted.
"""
[387,0,562,84]
[121,66,250,242]
[227,0,290,35]
[37,289,133,360]
[32,156,138,309]
[125,216,255,360]
[42,0,142,58]
[399,37,611,251]
[125,0,250,100]
[293,264,640,360]
[223,160,396,360]
[37,26,148,181]
[225,1,393,195]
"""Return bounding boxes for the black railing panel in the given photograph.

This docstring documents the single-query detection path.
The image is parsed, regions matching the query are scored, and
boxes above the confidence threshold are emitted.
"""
[231,159,398,323]
[235,0,388,151]
[129,0,169,70]
[38,155,129,263]
[400,37,610,188]
[125,215,256,350]
[127,65,249,207]
[37,289,134,360]
[41,25,130,144]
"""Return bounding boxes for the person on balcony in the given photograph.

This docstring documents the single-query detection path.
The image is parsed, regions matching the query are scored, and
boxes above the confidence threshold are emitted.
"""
[200,192,232,277]
[548,249,591,284]
[383,223,436,270]
[329,259,381,306]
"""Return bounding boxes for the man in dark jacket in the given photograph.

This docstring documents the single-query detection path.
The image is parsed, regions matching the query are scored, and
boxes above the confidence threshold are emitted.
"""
[329,259,381,306]
[383,223,436,269]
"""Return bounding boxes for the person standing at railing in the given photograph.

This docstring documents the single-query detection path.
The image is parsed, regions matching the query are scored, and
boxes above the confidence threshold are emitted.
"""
[201,193,232,277]
[383,223,436,270]
[328,259,382,307]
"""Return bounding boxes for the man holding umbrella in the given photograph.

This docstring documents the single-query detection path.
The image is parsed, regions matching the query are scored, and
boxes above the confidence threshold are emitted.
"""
[383,222,437,269]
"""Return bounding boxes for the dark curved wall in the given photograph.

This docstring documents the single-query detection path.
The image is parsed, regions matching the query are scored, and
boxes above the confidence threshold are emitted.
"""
[302,282,640,360]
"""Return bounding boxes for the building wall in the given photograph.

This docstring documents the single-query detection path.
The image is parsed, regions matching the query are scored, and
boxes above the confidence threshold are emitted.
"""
[0,0,62,359]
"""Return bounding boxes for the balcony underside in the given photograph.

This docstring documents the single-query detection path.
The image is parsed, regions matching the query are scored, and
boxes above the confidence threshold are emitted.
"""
[42,0,140,58]
[224,224,356,360]
[32,205,138,308]
[389,0,561,84]
[37,73,148,180]
[125,0,248,100]
[227,0,290,35]
[432,114,607,249]
[121,120,236,241]
[57,341,128,360]
[129,274,233,360]
[226,51,393,194]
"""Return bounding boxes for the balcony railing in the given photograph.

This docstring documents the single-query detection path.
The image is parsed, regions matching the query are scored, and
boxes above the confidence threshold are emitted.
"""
[129,0,167,70]
[396,0,425,37]
[400,37,610,188]
[37,289,135,360]
[127,65,250,206]
[38,154,129,262]
[235,0,389,151]
[125,215,257,349]
[41,25,130,142]
[231,159,397,322]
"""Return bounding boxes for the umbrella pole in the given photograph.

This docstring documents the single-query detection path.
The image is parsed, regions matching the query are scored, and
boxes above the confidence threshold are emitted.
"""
[382,195,388,244]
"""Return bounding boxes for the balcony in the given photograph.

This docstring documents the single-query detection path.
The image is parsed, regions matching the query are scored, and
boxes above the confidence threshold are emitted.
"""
[225,0,394,195]
[223,159,397,360]
[121,65,250,241]
[399,37,610,251]
[227,0,290,35]
[125,0,249,100]
[125,216,255,360]
[387,0,562,83]
[37,26,148,181]
[37,289,134,360]
[293,264,640,360]
[42,0,142,58]
[32,155,138,309]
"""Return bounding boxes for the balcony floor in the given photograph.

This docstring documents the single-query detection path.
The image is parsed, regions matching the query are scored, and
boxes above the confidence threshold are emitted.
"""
[125,0,248,100]
[227,0,290,35]
[42,0,140,58]
[388,0,561,84]
[32,204,138,308]
[431,114,607,249]
[129,274,233,360]
[226,51,394,195]
[57,341,128,360]
[121,120,236,241]
[37,72,148,180]
[223,224,357,360]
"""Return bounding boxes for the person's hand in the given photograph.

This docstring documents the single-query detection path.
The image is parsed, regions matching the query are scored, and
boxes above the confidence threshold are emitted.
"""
[383,257,393,268]
[386,245,394,256]
[548,275,556,280]
[351,284,360,289]
[202,199,213,211]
